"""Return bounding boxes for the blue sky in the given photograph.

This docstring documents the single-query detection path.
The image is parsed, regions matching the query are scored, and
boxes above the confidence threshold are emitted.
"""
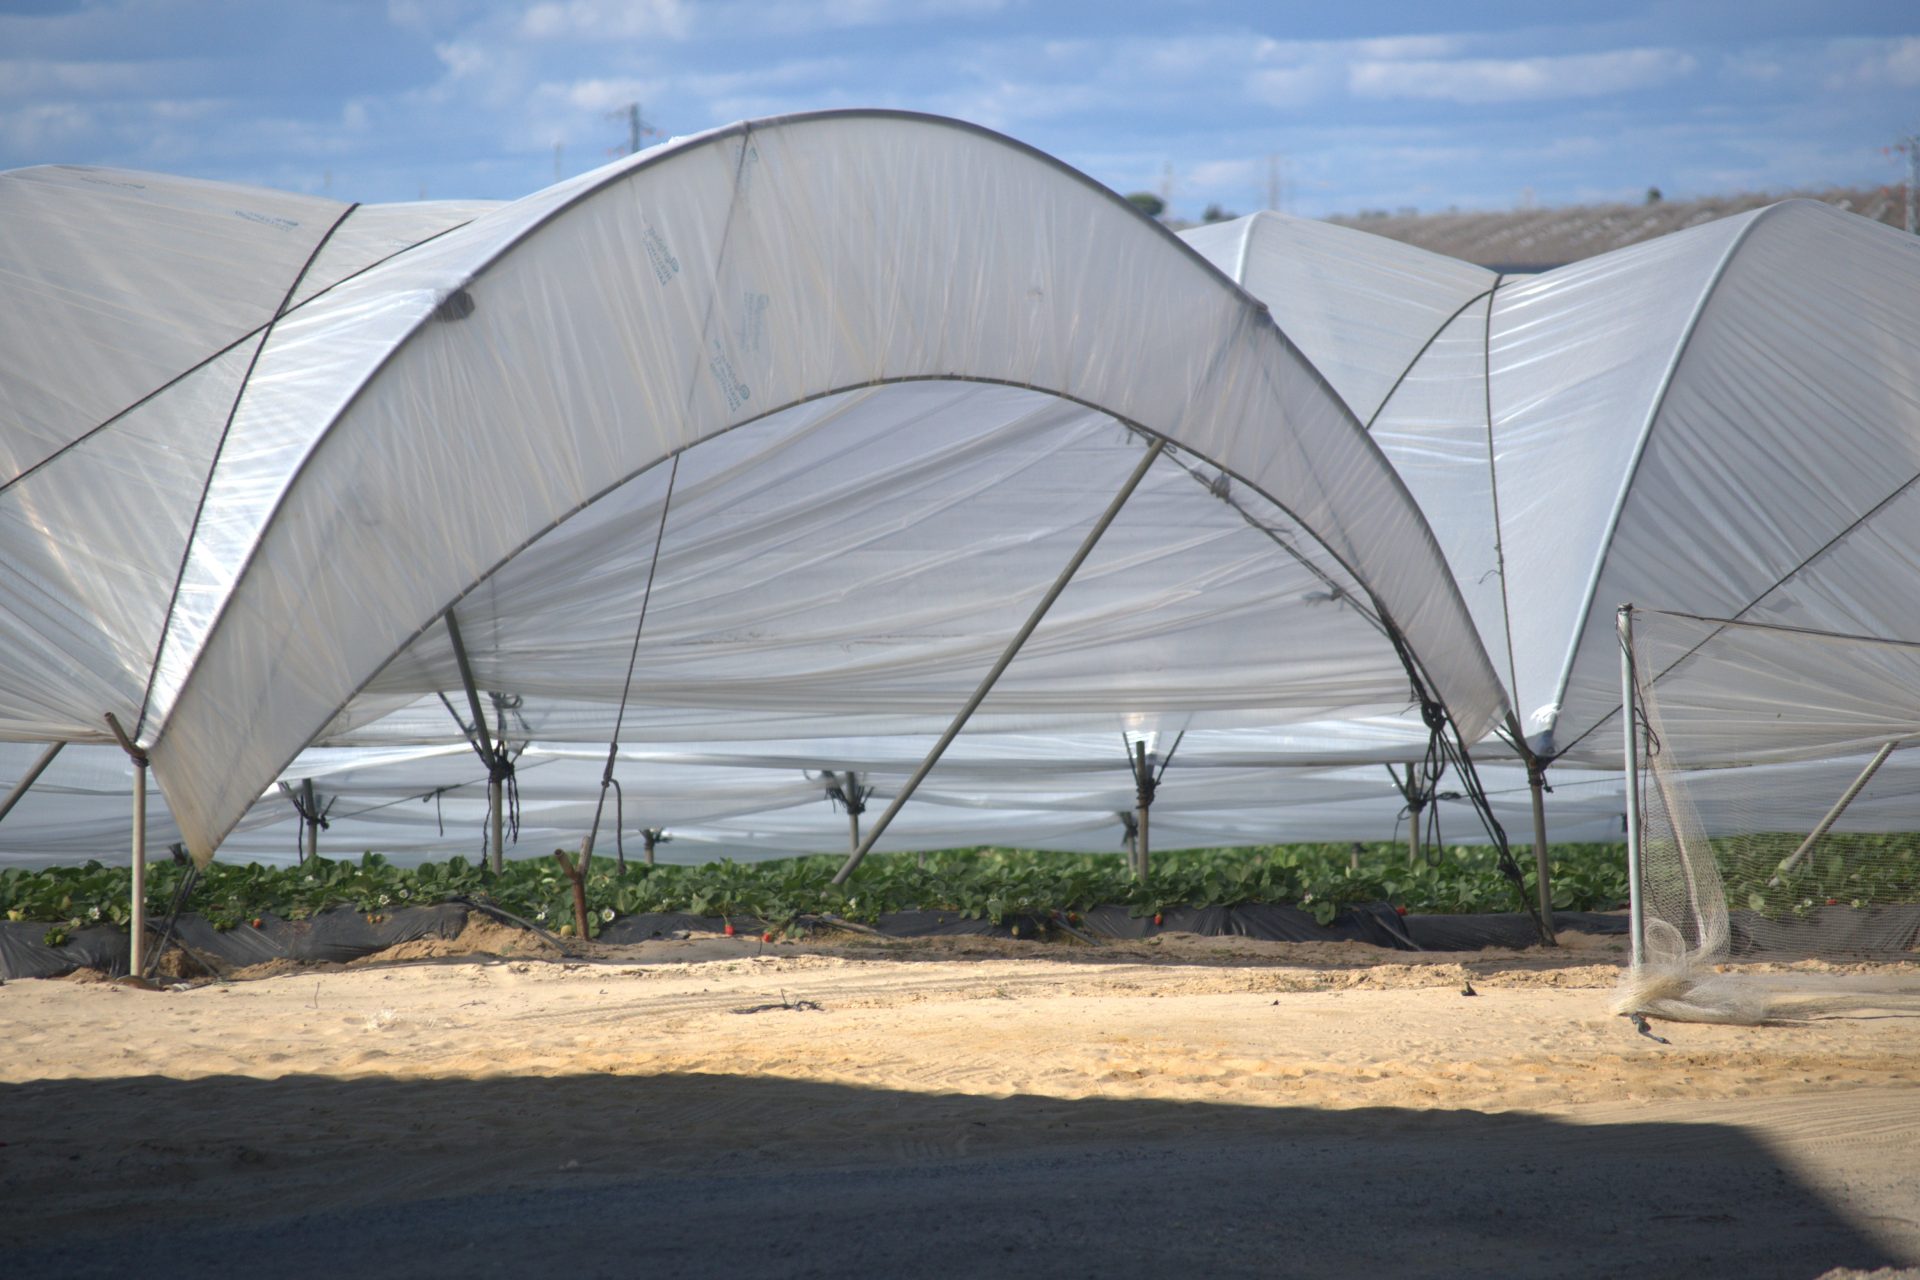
[2,1,1917,217]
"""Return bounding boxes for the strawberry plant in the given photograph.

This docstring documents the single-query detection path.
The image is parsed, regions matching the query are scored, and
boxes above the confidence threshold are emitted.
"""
[1,837,1906,938]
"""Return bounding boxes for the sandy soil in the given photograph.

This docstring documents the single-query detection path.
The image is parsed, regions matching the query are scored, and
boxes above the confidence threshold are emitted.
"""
[2,928,1917,1278]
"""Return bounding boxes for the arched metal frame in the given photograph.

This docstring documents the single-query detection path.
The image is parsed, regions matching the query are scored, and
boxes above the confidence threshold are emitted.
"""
[114,111,1504,860]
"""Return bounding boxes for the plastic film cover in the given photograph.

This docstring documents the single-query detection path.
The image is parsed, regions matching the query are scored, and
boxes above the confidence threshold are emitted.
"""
[1182,212,1495,425]
[1484,212,1756,754]
[1557,204,1920,761]
[137,112,1501,860]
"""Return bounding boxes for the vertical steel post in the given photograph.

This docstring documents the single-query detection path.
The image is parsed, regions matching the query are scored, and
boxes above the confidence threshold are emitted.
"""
[301,777,318,864]
[104,714,149,980]
[1133,740,1151,883]
[831,438,1167,886]
[1405,765,1421,868]
[131,758,147,980]
[1619,605,1644,969]
[1529,763,1557,946]
[488,777,505,874]
[443,610,506,873]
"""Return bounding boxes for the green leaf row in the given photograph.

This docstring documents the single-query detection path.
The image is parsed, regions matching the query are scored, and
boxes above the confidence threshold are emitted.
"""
[2,835,1911,939]
[2,842,1614,935]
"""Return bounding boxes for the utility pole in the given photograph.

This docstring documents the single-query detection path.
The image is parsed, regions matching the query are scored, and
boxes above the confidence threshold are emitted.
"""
[609,103,656,157]
[1906,134,1919,234]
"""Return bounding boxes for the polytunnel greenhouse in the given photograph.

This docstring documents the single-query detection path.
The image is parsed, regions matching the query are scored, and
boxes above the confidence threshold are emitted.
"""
[7,107,1920,925]
[0,111,1518,876]
[1190,200,1920,772]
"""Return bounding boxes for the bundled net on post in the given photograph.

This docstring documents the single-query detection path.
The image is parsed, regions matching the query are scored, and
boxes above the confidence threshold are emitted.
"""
[1616,607,1920,1024]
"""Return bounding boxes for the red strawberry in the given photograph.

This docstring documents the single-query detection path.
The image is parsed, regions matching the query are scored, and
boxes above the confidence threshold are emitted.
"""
[1825,898,1838,906]
[761,931,774,943]
[1395,905,1408,916]
[723,922,735,937]
[1152,912,1163,927]
[251,917,264,929]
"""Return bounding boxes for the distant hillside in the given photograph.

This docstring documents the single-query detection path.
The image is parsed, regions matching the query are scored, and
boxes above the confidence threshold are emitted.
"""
[1324,187,1911,272]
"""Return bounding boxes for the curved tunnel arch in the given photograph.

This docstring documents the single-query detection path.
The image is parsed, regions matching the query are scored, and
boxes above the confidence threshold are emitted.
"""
[1547,200,1920,763]
[132,111,1505,859]
[331,380,1432,761]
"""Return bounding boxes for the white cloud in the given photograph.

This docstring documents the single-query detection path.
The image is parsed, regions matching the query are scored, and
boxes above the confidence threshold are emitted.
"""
[1246,65,1335,108]
[1186,157,1256,189]
[0,56,210,100]
[1721,51,1783,84]
[679,58,851,99]
[926,79,1106,131]
[1824,36,1920,90]
[0,101,95,153]
[551,76,664,112]
[1350,34,1465,61]
[710,0,1008,34]
[434,38,494,79]
[518,0,691,41]
[1351,48,1697,103]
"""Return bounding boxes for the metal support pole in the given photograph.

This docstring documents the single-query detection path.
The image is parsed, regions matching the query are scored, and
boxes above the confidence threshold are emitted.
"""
[0,740,64,826]
[1776,740,1899,878]
[1132,740,1152,883]
[1619,605,1644,969]
[1405,765,1421,868]
[104,713,149,980]
[301,777,318,864]
[132,758,146,980]
[444,611,494,766]
[1528,762,1557,946]
[1135,791,1150,881]
[444,610,506,872]
[487,776,504,874]
[832,437,1168,885]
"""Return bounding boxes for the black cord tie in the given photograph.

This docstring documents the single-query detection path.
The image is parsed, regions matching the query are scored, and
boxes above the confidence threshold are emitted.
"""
[824,771,872,817]
[1381,620,1550,942]
[492,756,521,844]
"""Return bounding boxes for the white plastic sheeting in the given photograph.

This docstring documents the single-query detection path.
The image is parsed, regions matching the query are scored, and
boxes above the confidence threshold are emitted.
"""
[1198,203,1920,769]
[0,736,1572,868]
[19,123,1912,870]
[0,112,1496,861]
[326,382,1423,744]
[0,166,490,744]
[1626,610,1920,768]
[1180,213,1495,427]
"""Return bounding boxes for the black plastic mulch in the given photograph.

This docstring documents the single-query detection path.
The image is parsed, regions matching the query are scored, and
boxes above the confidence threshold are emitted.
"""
[0,903,468,980]
[1730,903,1920,957]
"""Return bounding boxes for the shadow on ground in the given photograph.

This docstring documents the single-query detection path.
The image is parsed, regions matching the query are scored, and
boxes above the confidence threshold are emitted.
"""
[0,1072,1902,1278]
